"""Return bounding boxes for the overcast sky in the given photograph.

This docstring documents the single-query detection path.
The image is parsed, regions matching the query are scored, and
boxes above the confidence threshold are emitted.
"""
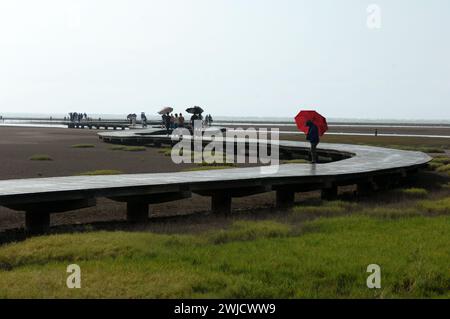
[0,0,449,119]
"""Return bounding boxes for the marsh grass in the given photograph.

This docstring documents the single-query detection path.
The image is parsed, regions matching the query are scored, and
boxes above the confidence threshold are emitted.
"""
[29,154,53,161]
[71,144,95,148]
[109,145,146,152]
[395,188,429,199]
[431,156,450,165]
[0,216,449,298]
[207,220,291,245]
[281,159,309,164]
[290,200,358,221]
[77,170,123,176]
[436,164,450,173]
[418,197,450,215]
[183,166,235,172]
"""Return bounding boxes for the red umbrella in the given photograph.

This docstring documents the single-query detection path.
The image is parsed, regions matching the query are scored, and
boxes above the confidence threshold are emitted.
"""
[295,110,328,136]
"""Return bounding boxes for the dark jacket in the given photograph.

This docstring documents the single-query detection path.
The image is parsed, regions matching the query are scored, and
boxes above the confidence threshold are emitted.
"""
[306,122,319,144]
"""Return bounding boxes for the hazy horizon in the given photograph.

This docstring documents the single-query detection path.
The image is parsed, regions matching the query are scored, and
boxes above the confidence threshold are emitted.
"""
[1,0,449,120]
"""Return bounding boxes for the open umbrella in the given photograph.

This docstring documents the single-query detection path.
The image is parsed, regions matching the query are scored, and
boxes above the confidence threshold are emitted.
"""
[186,106,204,114]
[295,110,328,136]
[158,107,173,115]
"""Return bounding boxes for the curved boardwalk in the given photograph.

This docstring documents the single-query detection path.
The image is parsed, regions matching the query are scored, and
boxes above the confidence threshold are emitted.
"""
[0,129,431,234]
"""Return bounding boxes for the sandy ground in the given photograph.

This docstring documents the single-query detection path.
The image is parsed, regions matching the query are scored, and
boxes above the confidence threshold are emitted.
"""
[0,126,282,231]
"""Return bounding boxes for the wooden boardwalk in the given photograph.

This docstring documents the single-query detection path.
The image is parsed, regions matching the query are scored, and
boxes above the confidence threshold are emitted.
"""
[0,131,431,233]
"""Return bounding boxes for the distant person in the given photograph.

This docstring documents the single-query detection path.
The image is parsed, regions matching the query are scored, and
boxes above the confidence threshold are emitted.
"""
[190,113,198,128]
[178,113,185,128]
[170,113,176,129]
[174,113,179,128]
[306,120,319,164]
[141,112,147,128]
[375,129,378,137]
[164,112,171,135]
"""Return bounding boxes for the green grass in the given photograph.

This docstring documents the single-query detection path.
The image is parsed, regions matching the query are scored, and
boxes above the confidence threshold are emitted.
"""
[71,144,95,148]
[431,156,450,165]
[290,200,358,221]
[436,164,450,173]
[182,166,236,172]
[29,154,53,161]
[281,159,310,164]
[108,145,127,151]
[76,170,123,176]
[109,145,147,152]
[418,197,450,215]
[395,188,429,199]
[0,216,449,298]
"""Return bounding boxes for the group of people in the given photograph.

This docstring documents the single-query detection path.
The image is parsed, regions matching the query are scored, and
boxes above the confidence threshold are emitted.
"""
[160,112,215,134]
[68,112,89,122]
[126,112,148,127]
[161,113,185,134]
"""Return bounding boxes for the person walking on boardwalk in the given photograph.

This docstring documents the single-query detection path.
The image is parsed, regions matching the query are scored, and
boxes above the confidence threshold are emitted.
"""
[295,110,328,164]
[306,120,319,163]
[178,113,185,128]
[164,112,171,135]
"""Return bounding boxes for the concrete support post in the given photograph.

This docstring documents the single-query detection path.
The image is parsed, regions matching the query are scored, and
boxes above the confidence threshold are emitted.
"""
[126,202,149,222]
[211,193,232,215]
[25,211,50,234]
[357,181,374,196]
[276,190,295,210]
[321,185,338,200]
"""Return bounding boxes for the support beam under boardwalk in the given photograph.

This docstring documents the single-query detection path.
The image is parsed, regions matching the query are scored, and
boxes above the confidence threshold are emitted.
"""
[321,185,338,200]
[275,190,295,210]
[211,193,232,215]
[25,211,50,234]
[126,202,149,223]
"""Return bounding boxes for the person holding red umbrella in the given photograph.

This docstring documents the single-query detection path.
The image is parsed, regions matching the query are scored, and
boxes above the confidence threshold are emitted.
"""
[305,120,319,163]
[295,110,328,164]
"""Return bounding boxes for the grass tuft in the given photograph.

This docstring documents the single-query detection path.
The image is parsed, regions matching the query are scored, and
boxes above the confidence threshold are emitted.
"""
[418,197,450,215]
[396,188,428,198]
[281,159,310,164]
[109,145,147,152]
[290,200,358,221]
[29,154,53,161]
[77,170,123,176]
[436,164,450,173]
[207,220,291,245]
[71,144,95,148]
[183,166,236,172]
[360,207,421,219]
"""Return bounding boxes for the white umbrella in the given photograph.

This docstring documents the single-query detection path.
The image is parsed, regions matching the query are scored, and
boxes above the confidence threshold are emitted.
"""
[158,107,173,115]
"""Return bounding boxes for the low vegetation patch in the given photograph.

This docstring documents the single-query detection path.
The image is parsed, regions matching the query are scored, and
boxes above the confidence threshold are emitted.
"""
[281,159,309,164]
[431,156,450,165]
[436,164,450,173]
[360,207,421,219]
[77,170,123,176]
[71,144,95,148]
[182,166,236,172]
[29,154,53,161]
[207,220,291,245]
[109,145,127,151]
[109,145,147,152]
[122,146,146,152]
[290,200,358,221]
[396,188,428,199]
[418,197,450,215]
